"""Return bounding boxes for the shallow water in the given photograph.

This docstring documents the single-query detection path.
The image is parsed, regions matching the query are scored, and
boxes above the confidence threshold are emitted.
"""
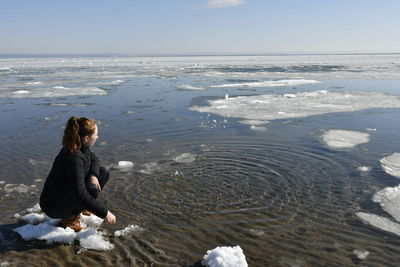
[1,55,400,266]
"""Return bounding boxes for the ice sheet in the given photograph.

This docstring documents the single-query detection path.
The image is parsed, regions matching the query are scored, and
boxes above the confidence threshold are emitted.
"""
[190,91,400,121]
[321,130,370,148]
[210,79,319,88]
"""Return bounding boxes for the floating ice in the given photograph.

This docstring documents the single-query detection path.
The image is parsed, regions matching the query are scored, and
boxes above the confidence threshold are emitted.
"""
[25,81,43,85]
[176,84,206,91]
[3,184,37,194]
[202,246,248,267]
[4,86,107,98]
[114,161,134,170]
[380,153,400,178]
[12,90,30,95]
[372,185,400,222]
[190,90,400,121]
[366,128,377,131]
[81,214,104,228]
[250,126,267,132]
[110,79,124,85]
[210,79,319,88]
[238,120,269,125]
[114,224,143,237]
[358,166,372,172]
[356,212,400,237]
[139,162,161,174]
[353,249,369,260]
[321,130,370,148]
[174,153,196,163]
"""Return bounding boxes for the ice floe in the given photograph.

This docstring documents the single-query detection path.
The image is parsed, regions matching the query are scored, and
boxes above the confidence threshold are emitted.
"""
[380,153,400,178]
[250,126,267,132]
[210,79,319,88]
[372,185,400,222]
[356,212,400,236]
[173,153,196,163]
[176,84,206,91]
[202,246,248,267]
[190,90,400,121]
[238,120,270,126]
[321,130,370,148]
[4,86,107,98]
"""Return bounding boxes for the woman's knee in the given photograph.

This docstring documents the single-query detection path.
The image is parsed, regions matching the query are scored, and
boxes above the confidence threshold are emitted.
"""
[99,167,110,187]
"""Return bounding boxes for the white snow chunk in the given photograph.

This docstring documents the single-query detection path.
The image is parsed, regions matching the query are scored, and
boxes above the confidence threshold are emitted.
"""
[190,90,400,121]
[322,130,370,148]
[174,153,196,163]
[81,214,104,228]
[356,212,400,237]
[76,228,114,251]
[202,246,248,267]
[380,153,400,178]
[14,220,75,244]
[21,213,48,224]
[27,203,42,213]
[250,126,267,132]
[114,224,143,237]
[353,250,370,260]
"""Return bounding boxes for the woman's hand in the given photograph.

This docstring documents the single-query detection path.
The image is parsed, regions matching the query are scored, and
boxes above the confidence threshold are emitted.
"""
[105,211,116,224]
[89,175,101,191]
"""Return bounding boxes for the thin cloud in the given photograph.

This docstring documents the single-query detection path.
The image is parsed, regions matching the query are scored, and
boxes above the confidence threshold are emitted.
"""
[199,0,246,9]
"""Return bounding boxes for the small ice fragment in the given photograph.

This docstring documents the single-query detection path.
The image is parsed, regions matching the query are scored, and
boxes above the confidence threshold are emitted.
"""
[114,224,143,238]
[353,249,369,260]
[4,184,37,194]
[34,179,44,183]
[202,246,248,267]
[366,128,377,131]
[358,166,372,172]
[283,94,296,98]
[77,248,88,255]
[115,161,134,170]
[0,180,5,184]
[322,130,370,148]
[225,94,229,99]
[1,261,11,267]
[174,153,196,163]
[14,213,21,219]
[81,214,104,228]
[176,84,206,91]
[12,90,30,94]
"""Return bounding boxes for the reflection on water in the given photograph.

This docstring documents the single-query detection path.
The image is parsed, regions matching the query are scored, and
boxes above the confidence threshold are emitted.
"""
[1,55,400,266]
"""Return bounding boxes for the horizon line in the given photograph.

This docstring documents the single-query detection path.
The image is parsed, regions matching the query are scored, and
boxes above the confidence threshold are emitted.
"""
[1,51,400,58]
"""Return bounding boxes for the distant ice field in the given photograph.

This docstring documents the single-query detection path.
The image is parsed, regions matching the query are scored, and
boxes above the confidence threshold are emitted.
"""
[1,54,400,266]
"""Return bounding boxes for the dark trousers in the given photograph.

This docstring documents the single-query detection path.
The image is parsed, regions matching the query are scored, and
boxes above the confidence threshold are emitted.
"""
[43,167,109,219]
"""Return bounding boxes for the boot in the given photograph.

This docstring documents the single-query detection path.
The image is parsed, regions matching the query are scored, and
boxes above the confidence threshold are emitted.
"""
[81,210,94,216]
[58,214,83,232]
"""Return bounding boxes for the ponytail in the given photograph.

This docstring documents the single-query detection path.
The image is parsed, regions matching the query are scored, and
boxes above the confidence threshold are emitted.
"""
[62,116,96,154]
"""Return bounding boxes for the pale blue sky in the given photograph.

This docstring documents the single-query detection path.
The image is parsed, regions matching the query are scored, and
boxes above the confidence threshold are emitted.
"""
[1,0,399,55]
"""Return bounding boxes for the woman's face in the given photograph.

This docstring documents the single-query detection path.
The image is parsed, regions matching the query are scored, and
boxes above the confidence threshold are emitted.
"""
[84,125,99,147]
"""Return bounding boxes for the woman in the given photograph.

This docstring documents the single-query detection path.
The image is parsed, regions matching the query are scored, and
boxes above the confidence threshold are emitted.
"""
[40,116,116,231]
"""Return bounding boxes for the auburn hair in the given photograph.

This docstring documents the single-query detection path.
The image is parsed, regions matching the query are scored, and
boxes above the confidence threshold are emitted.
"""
[62,116,96,154]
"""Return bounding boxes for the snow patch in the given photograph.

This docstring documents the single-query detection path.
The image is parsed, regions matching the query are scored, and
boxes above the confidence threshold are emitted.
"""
[202,246,248,267]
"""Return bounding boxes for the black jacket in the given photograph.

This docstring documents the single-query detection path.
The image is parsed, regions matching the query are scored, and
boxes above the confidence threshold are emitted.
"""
[40,144,108,218]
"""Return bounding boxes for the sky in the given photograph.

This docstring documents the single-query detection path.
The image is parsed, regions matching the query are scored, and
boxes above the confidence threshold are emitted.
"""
[1,0,399,55]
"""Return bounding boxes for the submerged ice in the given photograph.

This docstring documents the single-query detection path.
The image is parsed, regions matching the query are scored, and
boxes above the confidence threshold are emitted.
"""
[190,90,400,121]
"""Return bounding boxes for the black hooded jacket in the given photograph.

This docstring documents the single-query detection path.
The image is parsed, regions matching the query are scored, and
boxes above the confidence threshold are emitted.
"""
[40,144,108,218]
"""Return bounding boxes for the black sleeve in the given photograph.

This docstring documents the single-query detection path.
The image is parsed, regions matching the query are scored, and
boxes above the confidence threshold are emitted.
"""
[66,156,108,218]
[89,150,101,178]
